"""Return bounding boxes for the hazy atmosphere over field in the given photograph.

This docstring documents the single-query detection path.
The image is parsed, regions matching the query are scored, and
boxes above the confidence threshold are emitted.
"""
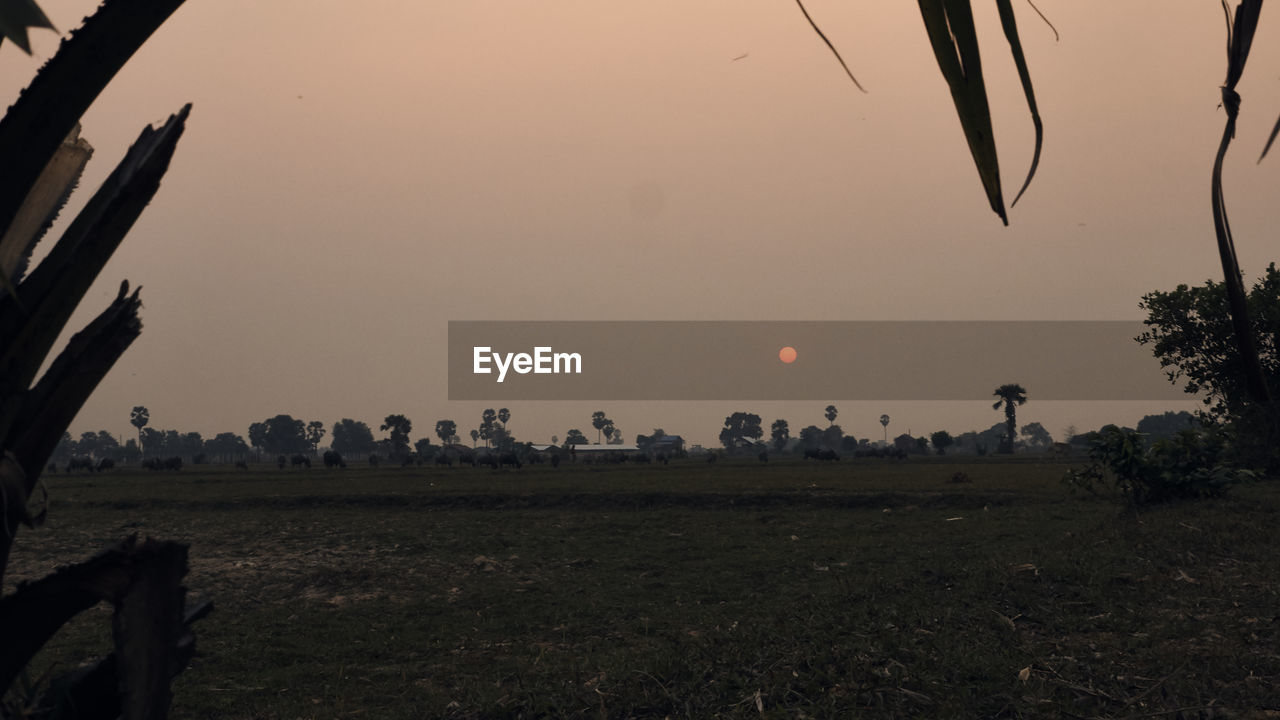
[6,1,1278,447]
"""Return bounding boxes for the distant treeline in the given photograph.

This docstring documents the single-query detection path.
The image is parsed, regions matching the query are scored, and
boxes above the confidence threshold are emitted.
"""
[51,429,249,465]
[757,411,1197,458]
[57,409,1198,467]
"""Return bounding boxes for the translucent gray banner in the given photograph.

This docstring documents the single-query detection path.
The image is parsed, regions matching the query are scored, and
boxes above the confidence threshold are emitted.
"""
[447,321,1186,401]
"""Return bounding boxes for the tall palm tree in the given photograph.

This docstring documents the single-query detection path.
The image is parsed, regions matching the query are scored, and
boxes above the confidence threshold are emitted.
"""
[992,384,1028,454]
[130,405,149,454]
[591,410,609,444]
[481,408,496,447]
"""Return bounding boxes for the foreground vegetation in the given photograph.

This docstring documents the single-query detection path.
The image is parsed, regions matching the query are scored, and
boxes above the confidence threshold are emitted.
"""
[6,459,1279,718]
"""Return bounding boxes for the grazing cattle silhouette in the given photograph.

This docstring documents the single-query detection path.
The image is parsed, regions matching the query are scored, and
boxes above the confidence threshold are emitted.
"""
[235,460,249,471]
[96,458,115,472]
[477,453,498,469]
[758,451,769,463]
[499,452,522,469]
[550,454,561,468]
[368,454,380,467]
[291,454,311,469]
[706,453,717,464]
[67,456,95,472]
[435,454,452,467]
[277,454,287,470]
[323,450,346,468]
[163,456,183,471]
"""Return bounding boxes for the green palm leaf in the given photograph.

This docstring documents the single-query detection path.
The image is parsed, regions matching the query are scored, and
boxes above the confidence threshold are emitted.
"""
[996,0,1044,207]
[918,0,1007,225]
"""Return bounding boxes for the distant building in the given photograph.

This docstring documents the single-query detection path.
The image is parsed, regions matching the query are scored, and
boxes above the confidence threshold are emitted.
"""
[651,435,685,454]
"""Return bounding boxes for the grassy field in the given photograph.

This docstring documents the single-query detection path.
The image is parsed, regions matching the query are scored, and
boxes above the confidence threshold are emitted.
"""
[5,457,1279,719]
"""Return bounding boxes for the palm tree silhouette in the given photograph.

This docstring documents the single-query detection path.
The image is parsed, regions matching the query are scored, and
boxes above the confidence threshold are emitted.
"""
[992,384,1028,454]
[130,406,149,455]
[591,411,609,444]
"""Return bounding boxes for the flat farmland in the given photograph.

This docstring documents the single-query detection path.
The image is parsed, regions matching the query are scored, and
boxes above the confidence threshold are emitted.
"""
[6,458,1279,718]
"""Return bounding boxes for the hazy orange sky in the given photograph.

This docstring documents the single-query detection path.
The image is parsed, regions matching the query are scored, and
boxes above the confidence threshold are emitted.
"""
[5,1,1278,447]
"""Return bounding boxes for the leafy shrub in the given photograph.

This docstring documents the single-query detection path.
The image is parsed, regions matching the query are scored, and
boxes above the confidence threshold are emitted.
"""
[1138,264,1280,472]
[1063,424,1254,506]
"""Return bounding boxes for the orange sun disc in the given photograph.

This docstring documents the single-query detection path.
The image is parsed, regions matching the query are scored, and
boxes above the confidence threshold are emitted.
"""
[779,346,797,364]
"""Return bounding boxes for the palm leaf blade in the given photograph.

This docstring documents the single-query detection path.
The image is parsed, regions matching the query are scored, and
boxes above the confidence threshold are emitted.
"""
[0,0,55,53]
[1258,112,1280,162]
[918,0,1007,225]
[0,0,187,254]
[0,105,190,406]
[0,126,94,287]
[996,0,1043,207]
[793,0,866,92]
[1211,0,1271,405]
